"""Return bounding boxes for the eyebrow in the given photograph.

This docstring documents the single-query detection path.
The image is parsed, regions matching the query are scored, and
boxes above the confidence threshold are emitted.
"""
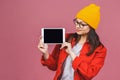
[76,21,86,24]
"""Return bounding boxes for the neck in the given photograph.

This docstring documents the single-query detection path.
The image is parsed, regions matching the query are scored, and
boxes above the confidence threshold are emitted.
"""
[78,34,88,45]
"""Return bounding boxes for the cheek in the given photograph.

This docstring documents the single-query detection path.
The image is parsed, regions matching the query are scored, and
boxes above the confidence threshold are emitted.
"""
[84,27,90,33]
[85,28,90,33]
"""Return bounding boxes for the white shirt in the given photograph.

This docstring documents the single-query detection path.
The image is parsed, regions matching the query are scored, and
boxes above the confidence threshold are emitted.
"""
[61,43,83,80]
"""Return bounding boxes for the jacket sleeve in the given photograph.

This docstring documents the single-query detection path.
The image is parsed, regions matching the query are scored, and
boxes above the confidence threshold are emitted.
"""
[40,33,71,71]
[41,44,61,71]
[72,46,107,79]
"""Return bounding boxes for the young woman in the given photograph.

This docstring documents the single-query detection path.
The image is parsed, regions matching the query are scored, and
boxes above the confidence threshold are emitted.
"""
[38,4,107,80]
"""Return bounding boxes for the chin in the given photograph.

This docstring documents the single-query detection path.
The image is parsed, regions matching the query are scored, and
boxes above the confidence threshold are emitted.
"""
[76,32,87,36]
[76,32,83,35]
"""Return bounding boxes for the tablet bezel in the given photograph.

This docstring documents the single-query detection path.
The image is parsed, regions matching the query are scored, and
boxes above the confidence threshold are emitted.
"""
[41,28,65,44]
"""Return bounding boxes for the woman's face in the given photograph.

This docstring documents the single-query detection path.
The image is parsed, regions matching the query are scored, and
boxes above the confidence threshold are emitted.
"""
[74,18,90,35]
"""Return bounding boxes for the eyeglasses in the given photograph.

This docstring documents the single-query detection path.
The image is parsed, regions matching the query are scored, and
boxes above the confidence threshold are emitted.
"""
[73,19,88,28]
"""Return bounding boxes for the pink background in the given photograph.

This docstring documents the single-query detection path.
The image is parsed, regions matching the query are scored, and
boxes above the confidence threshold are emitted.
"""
[0,0,120,80]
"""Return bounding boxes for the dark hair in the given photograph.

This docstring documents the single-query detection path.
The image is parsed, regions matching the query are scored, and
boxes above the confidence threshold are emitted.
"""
[66,27,103,56]
[86,27,103,56]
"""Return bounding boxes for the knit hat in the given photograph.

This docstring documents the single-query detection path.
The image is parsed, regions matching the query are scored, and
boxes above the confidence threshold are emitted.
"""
[75,4,100,29]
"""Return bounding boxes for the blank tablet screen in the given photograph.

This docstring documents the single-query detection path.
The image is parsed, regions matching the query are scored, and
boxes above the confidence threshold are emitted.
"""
[41,28,65,44]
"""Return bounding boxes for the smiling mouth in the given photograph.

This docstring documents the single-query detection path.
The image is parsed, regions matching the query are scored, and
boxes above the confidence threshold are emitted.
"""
[76,29,81,32]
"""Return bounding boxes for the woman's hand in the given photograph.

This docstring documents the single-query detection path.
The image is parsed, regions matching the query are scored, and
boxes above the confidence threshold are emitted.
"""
[38,36,49,60]
[60,42,72,54]
[60,42,76,60]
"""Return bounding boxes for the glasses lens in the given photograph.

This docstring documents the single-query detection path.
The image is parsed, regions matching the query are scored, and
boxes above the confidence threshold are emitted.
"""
[73,19,88,28]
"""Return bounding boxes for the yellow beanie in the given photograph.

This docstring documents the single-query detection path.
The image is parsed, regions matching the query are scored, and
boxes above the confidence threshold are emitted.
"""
[75,4,100,29]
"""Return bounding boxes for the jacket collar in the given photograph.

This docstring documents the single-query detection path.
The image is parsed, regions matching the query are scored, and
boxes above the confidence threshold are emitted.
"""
[71,38,90,54]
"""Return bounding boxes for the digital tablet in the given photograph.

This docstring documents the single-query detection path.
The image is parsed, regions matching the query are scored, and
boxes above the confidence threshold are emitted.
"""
[41,28,65,44]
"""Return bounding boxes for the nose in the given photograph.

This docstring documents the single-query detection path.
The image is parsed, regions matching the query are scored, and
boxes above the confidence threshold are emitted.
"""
[76,25,82,29]
[76,25,79,29]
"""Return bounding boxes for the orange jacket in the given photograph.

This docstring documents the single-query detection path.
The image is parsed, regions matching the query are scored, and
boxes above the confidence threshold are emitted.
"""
[41,34,107,80]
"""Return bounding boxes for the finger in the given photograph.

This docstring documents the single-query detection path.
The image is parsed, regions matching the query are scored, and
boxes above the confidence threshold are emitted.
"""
[39,36,43,40]
[60,42,67,49]
[38,47,45,53]
[44,44,48,48]
[60,44,64,49]
[38,44,43,49]
[39,36,44,43]
[38,40,44,48]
